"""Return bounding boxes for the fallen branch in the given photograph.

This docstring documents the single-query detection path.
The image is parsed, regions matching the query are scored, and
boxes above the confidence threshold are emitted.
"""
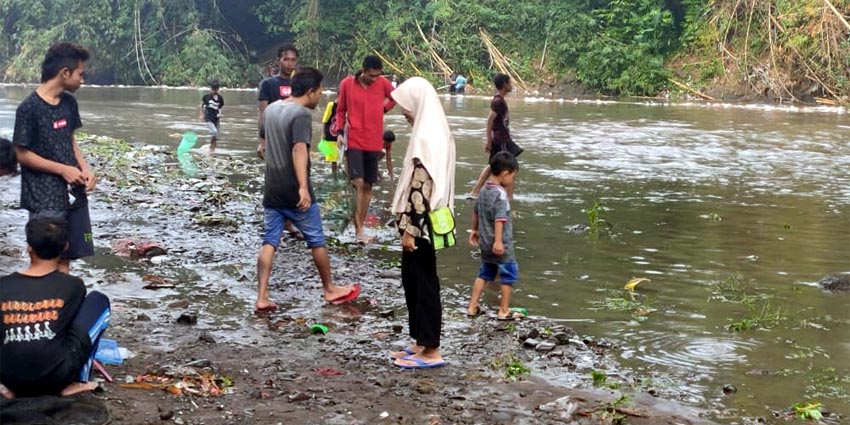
[668,79,718,101]
[822,0,850,31]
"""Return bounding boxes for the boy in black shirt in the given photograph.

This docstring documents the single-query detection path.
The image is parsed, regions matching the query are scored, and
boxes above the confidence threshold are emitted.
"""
[0,137,17,177]
[200,80,224,154]
[13,42,95,273]
[0,217,111,399]
[256,45,298,160]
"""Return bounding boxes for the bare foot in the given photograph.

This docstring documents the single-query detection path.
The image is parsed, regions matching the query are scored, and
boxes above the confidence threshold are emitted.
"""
[60,381,98,396]
[0,383,16,400]
[323,284,356,303]
[254,301,277,314]
[390,345,423,359]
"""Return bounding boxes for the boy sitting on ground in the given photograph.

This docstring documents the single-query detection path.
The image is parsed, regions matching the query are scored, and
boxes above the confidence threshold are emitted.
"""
[467,152,525,320]
[0,217,111,399]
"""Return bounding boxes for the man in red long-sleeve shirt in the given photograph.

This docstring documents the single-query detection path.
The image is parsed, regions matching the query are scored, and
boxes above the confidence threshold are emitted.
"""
[334,55,396,243]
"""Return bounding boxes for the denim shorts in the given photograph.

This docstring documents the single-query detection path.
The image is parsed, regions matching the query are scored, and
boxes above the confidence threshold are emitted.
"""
[263,203,325,249]
[477,261,519,285]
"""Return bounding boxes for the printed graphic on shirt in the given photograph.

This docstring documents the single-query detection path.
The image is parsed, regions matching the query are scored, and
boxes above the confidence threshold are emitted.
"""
[2,299,64,343]
[279,86,291,98]
[52,119,67,129]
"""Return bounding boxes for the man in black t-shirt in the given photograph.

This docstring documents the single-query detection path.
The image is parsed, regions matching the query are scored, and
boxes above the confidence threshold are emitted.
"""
[0,217,110,399]
[200,80,224,154]
[257,44,298,160]
[0,137,17,177]
[13,43,96,273]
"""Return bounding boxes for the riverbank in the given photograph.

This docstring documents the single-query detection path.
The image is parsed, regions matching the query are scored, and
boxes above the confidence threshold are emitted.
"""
[0,135,718,424]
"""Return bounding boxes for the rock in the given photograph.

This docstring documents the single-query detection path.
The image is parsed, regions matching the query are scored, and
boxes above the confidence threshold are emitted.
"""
[168,300,190,309]
[198,331,216,344]
[549,349,565,358]
[566,224,589,234]
[568,338,587,350]
[288,392,310,402]
[379,309,395,318]
[159,410,174,420]
[391,325,404,333]
[176,312,198,325]
[185,358,211,368]
[535,340,557,352]
[723,384,737,395]
[415,383,435,394]
[136,313,151,322]
[551,332,571,345]
[251,389,271,400]
[523,338,541,348]
[818,273,850,291]
[538,396,577,418]
[521,329,540,341]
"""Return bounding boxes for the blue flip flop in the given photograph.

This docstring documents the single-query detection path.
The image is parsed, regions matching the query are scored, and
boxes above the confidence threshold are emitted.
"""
[389,347,417,360]
[394,357,447,369]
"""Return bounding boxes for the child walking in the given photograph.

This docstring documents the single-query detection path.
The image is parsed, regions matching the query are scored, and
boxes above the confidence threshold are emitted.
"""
[467,152,524,320]
[200,80,224,154]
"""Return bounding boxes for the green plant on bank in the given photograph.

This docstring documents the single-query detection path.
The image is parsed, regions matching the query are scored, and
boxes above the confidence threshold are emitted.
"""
[791,401,823,421]
[591,290,657,321]
[708,274,771,306]
[488,354,530,381]
[591,370,621,389]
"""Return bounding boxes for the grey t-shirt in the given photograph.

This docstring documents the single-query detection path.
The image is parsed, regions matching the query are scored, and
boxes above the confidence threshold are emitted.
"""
[262,101,315,209]
[474,183,515,263]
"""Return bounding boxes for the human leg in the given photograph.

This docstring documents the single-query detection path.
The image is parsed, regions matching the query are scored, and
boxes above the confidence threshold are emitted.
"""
[495,263,522,319]
[469,165,490,198]
[206,121,219,153]
[284,203,356,302]
[72,291,111,384]
[394,238,443,366]
[256,209,285,311]
[468,262,497,315]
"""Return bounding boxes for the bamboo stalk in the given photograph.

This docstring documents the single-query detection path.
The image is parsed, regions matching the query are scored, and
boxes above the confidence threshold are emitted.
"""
[668,79,718,101]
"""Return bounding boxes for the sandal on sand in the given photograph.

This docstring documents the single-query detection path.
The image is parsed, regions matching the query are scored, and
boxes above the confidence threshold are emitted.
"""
[254,304,278,315]
[466,306,485,318]
[328,284,361,305]
[394,357,447,369]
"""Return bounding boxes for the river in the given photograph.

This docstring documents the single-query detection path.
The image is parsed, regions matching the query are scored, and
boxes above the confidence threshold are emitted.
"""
[1,84,848,422]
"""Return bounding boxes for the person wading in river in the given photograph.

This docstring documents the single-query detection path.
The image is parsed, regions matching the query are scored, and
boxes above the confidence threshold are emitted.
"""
[13,42,96,273]
[254,67,360,313]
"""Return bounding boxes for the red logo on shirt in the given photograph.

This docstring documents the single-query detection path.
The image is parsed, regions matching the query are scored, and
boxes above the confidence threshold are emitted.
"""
[52,119,67,130]
[279,86,291,97]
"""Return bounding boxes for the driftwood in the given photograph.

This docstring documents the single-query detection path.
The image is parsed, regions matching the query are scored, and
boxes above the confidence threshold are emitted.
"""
[668,79,718,101]
[479,29,528,91]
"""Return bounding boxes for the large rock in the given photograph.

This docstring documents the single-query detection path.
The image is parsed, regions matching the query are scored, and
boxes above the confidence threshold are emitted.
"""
[818,273,850,291]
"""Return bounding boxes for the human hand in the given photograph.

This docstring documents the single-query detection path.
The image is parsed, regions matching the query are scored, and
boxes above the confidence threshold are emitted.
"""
[402,231,417,252]
[62,165,86,186]
[469,230,479,246]
[257,138,266,160]
[492,241,505,256]
[297,187,311,210]
[82,169,96,192]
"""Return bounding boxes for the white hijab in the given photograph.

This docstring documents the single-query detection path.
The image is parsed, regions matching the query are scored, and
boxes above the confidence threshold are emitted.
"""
[391,77,456,214]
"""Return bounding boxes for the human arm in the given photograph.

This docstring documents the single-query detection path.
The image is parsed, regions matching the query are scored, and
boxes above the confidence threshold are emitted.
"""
[257,100,269,159]
[384,143,393,180]
[492,220,505,256]
[383,78,397,112]
[292,143,311,210]
[72,133,95,192]
[397,161,432,251]
[14,147,85,185]
[485,110,497,152]
[333,79,347,135]
[469,210,480,246]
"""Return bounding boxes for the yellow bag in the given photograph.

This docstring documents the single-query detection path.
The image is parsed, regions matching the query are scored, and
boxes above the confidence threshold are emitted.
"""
[427,207,456,251]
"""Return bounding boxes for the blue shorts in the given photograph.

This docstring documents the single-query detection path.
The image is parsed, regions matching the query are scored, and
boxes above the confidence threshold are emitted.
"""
[477,261,519,285]
[263,203,325,249]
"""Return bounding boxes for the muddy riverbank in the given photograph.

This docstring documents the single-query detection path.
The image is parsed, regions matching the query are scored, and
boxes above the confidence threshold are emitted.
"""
[0,135,729,424]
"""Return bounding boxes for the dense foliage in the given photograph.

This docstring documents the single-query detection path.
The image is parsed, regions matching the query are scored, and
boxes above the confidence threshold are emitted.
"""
[1,0,847,100]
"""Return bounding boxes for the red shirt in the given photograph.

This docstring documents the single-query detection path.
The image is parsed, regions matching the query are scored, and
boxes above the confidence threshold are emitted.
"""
[334,74,396,152]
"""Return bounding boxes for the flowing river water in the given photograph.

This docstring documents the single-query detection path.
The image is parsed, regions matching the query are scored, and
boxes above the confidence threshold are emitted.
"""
[1,85,848,422]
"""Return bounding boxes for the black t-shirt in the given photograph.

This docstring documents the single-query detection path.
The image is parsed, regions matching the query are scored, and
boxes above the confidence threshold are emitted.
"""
[13,92,86,212]
[258,75,293,103]
[201,93,224,123]
[490,94,512,149]
[0,271,90,395]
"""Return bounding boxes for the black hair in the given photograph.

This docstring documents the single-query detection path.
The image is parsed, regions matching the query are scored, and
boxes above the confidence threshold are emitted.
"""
[25,217,69,260]
[278,44,299,58]
[493,73,511,90]
[209,80,220,89]
[383,130,396,143]
[41,42,90,83]
[362,55,383,71]
[0,137,17,175]
[489,151,518,176]
[291,67,324,97]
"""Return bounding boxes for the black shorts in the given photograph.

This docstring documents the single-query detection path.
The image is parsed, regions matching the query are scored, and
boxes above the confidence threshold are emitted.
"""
[30,206,95,260]
[346,149,380,184]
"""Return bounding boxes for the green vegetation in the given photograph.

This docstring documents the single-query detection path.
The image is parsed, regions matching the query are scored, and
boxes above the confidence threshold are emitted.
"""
[791,401,823,421]
[591,290,656,322]
[1,0,846,100]
[591,370,621,389]
[488,354,530,381]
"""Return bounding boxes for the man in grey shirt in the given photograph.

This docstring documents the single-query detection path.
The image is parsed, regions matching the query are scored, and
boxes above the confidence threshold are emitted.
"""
[254,67,360,314]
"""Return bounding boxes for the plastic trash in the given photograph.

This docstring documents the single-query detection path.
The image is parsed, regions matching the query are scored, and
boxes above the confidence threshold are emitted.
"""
[310,324,329,335]
[95,338,123,365]
[510,307,528,316]
[176,131,198,155]
[178,152,198,177]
